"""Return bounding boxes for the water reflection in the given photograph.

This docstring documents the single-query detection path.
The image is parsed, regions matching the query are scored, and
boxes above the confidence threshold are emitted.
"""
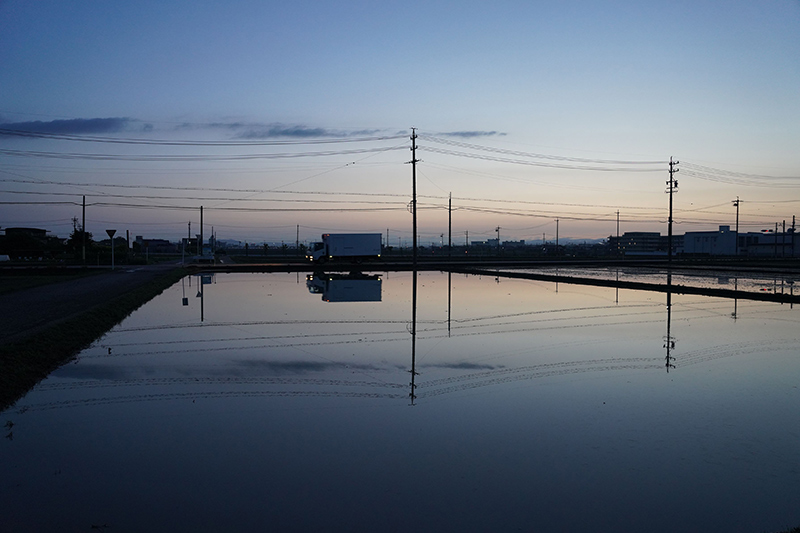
[3,270,799,532]
[306,272,382,302]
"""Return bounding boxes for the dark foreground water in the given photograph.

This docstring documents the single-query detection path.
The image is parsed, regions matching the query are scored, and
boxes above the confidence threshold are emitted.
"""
[2,271,799,532]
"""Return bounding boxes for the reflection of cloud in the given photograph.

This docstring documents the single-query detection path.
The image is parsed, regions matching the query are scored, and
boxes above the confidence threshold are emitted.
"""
[234,359,380,375]
[53,363,132,380]
[0,117,150,135]
[439,131,506,138]
[424,362,501,370]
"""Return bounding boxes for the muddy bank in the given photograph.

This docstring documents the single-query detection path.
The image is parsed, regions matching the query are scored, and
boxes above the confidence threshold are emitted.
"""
[0,266,187,411]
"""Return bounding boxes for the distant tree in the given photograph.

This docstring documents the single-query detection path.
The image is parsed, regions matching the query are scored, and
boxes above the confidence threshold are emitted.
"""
[67,228,94,257]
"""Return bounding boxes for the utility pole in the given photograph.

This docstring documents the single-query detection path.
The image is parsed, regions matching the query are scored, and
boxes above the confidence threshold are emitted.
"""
[465,230,469,247]
[782,220,786,258]
[448,192,452,258]
[199,206,204,256]
[667,157,679,265]
[732,196,740,256]
[407,128,420,268]
[495,226,500,255]
[82,195,86,267]
[555,219,559,257]
[616,210,620,256]
[296,224,299,254]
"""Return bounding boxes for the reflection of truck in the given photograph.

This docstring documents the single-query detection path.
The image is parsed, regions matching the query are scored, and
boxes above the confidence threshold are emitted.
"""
[306,233,382,263]
[306,273,382,302]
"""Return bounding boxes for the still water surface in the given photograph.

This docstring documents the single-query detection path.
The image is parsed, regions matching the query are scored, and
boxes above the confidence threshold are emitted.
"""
[2,271,799,532]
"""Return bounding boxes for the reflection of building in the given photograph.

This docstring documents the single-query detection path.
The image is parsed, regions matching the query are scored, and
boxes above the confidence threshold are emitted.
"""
[306,273,382,302]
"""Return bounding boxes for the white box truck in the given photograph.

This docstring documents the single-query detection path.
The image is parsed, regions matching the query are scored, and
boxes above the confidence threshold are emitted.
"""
[306,233,382,263]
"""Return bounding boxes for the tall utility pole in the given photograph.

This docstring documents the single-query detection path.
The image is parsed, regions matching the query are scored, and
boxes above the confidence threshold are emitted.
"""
[783,220,786,258]
[199,206,204,256]
[448,192,452,258]
[667,157,679,265]
[555,219,559,256]
[82,195,86,266]
[408,128,420,268]
[495,226,500,255]
[732,196,740,256]
[616,210,620,256]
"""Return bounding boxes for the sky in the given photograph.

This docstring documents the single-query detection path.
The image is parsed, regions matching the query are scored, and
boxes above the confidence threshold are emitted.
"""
[1,0,799,246]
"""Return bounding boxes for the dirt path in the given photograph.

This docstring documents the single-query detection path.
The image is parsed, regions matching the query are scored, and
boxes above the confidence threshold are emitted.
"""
[0,264,180,344]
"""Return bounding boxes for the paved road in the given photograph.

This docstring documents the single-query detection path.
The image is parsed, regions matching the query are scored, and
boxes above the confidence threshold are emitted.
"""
[0,264,180,344]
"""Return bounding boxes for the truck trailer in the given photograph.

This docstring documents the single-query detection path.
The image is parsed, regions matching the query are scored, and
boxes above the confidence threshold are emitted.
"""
[306,233,382,263]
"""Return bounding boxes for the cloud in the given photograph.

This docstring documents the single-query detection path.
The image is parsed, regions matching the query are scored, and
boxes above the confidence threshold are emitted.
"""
[236,124,343,139]
[439,130,507,138]
[0,117,150,135]
[203,121,385,139]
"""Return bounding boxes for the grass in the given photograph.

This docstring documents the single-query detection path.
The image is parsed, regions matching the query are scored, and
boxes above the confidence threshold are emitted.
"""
[0,267,187,412]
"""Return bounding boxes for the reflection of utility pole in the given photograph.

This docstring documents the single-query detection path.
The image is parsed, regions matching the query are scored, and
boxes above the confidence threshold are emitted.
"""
[732,277,738,319]
[409,268,419,405]
[447,271,452,337]
[732,197,740,256]
[663,273,676,372]
[667,157,679,265]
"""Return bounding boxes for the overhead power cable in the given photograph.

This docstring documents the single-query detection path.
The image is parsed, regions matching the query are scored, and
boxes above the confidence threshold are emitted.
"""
[682,161,800,188]
[419,134,665,165]
[420,146,663,172]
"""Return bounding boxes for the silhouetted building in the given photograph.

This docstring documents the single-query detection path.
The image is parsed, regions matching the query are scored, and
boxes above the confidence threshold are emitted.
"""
[684,225,736,255]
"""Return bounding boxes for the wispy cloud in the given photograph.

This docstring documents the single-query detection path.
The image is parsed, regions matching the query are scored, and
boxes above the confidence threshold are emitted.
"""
[439,130,506,138]
[0,117,151,135]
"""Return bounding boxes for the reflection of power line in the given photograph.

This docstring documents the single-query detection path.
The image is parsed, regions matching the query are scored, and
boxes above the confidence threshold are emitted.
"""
[14,389,405,413]
[35,376,407,392]
[416,358,662,399]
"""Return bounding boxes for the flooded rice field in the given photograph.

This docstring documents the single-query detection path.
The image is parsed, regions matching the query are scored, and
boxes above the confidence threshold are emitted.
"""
[2,270,799,532]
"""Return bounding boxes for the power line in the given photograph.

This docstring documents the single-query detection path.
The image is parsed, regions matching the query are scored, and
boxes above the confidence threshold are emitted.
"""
[419,134,665,165]
[420,146,663,172]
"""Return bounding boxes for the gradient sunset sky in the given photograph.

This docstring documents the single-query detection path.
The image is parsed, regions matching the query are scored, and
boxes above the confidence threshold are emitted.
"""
[2,1,799,245]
